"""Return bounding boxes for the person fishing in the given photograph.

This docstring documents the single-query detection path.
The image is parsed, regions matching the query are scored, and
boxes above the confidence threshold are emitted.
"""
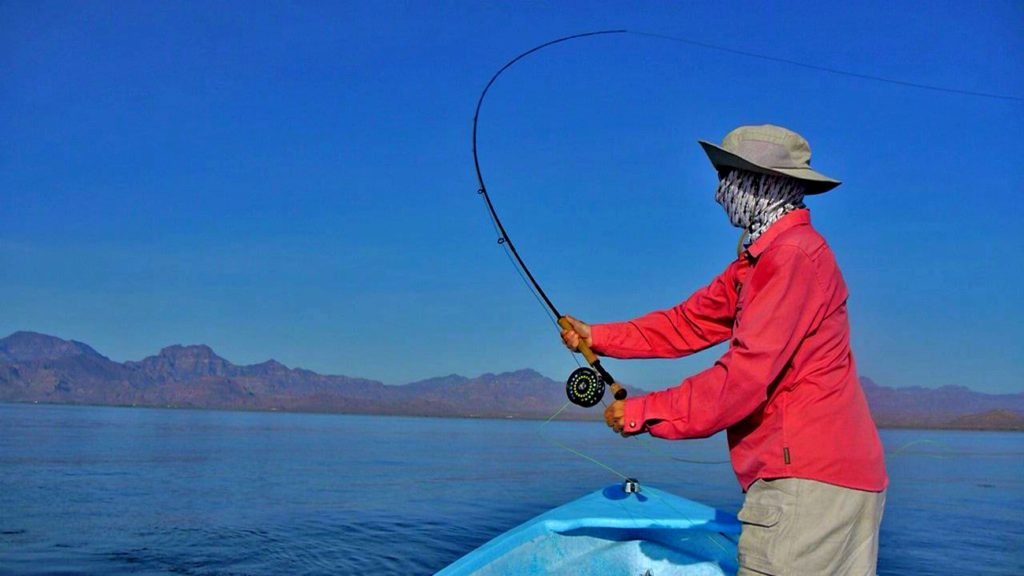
[560,124,888,575]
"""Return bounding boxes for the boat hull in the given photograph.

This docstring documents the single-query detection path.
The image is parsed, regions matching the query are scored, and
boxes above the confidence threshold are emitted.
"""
[438,483,740,575]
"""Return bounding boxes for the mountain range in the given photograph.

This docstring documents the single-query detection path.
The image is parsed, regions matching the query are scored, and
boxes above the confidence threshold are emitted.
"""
[1,331,1022,430]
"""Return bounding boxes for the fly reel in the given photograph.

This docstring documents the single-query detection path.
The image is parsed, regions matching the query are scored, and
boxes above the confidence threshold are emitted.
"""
[566,367,605,407]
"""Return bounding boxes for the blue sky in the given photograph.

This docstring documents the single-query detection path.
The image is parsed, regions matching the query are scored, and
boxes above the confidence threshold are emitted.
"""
[2,1,1021,394]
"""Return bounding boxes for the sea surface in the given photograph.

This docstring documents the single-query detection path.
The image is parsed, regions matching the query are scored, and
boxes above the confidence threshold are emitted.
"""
[1,403,1021,575]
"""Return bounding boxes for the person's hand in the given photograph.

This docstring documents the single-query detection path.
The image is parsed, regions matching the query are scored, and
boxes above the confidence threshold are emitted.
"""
[560,315,592,352]
[604,400,628,436]
[604,399,624,432]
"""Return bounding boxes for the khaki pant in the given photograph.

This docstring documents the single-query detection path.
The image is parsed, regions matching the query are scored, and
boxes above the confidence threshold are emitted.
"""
[737,478,885,576]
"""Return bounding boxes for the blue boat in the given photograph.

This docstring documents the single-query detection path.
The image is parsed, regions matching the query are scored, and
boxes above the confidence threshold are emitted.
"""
[438,480,740,575]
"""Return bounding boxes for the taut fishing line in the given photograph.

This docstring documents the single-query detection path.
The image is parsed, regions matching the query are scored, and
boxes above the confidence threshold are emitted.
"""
[473,29,1019,485]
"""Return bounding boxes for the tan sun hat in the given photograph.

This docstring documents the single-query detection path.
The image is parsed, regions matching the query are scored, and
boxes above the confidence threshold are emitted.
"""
[699,124,841,194]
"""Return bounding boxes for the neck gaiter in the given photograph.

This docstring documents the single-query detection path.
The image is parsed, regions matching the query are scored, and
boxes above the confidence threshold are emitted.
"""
[715,169,807,244]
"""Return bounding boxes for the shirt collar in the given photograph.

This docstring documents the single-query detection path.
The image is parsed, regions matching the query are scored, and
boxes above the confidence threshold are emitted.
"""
[744,209,811,259]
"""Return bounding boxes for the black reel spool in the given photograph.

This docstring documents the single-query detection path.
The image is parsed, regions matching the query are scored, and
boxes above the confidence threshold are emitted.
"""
[566,367,605,407]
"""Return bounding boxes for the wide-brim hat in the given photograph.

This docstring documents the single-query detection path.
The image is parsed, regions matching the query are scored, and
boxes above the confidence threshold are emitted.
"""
[699,124,840,194]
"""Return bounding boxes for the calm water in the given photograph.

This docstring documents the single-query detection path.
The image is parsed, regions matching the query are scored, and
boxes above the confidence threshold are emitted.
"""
[1,403,1021,575]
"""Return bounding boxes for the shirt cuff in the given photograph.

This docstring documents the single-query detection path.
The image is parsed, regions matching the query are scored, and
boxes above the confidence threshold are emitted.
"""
[622,396,647,434]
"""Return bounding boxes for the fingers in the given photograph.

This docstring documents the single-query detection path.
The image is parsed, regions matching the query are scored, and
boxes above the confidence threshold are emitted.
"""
[564,315,589,337]
[604,401,625,434]
[560,314,591,351]
[604,403,617,431]
[560,328,580,352]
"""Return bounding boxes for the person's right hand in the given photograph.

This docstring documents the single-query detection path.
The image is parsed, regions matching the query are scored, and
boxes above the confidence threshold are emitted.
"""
[560,315,593,352]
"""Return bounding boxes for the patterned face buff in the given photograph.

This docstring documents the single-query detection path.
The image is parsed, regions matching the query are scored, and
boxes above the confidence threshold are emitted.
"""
[715,169,807,243]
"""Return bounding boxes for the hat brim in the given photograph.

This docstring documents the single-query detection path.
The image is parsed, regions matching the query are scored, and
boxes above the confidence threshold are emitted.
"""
[698,140,841,194]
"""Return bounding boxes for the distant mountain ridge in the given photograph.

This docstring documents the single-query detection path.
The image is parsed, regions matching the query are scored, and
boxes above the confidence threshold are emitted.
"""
[0,331,104,363]
[859,377,1024,429]
[0,331,590,419]
[1,331,1021,429]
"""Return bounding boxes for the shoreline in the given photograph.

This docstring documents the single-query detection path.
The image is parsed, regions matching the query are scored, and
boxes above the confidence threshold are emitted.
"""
[4,400,1022,432]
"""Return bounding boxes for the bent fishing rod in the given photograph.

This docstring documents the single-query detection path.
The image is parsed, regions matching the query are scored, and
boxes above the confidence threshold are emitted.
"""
[472,30,628,408]
[472,28,1017,410]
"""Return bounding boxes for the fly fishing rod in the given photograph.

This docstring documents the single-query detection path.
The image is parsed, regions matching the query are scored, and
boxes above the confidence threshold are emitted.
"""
[473,29,1019,408]
[472,30,628,408]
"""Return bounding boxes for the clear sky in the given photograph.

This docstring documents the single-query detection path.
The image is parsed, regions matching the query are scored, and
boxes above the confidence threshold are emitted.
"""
[2,1,1022,394]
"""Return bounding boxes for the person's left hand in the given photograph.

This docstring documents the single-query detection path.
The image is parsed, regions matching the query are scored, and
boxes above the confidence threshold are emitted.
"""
[604,400,626,435]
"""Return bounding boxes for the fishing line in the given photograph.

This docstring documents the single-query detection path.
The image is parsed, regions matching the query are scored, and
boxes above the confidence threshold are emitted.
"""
[537,400,629,480]
[887,438,953,459]
[536,402,739,554]
[627,434,732,466]
[630,31,1023,103]
[483,208,558,327]
[882,438,1023,460]
[535,399,729,508]
[492,224,582,368]
[485,211,585,370]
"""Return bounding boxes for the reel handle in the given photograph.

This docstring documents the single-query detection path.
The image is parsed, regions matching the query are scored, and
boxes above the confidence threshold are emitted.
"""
[558,316,627,401]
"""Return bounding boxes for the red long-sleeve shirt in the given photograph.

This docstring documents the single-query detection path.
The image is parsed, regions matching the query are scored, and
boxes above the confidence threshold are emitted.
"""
[590,209,887,492]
